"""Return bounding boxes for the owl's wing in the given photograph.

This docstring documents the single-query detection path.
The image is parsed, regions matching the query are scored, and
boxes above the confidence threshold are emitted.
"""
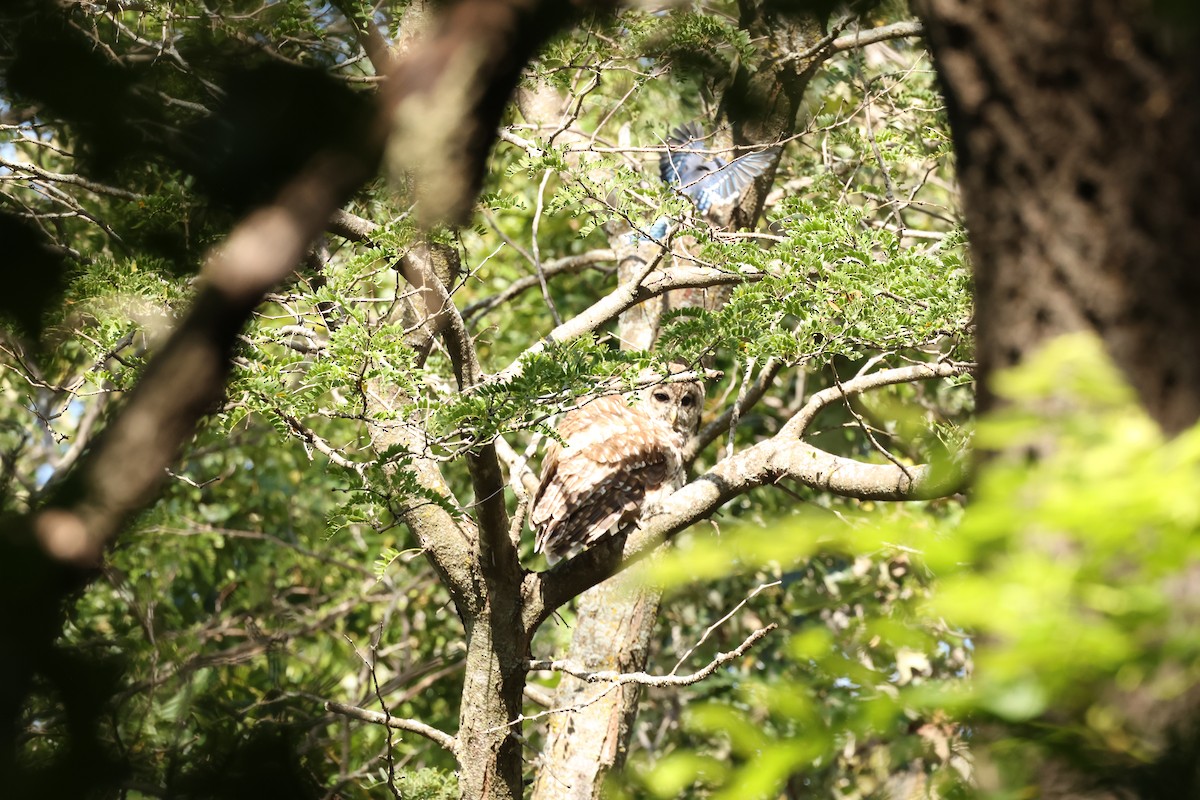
[531,399,678,565]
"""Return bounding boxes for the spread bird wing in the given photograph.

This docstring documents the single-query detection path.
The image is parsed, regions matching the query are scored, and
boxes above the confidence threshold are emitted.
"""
[690,148,777,211]
[659,122,778,212]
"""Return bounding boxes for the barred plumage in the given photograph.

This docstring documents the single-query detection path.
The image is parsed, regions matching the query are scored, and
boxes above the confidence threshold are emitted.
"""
[531,380,704,564]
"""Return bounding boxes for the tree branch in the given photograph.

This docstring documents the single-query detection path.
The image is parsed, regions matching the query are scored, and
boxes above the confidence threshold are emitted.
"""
[491,265,760,384]
[527,624,777,687]
[782,361,973,438]
[832,21,926,53]
[325,701,457,752]
[524,361,974,629]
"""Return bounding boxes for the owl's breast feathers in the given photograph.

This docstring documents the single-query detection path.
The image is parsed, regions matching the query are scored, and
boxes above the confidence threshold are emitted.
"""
[531,395,685,565]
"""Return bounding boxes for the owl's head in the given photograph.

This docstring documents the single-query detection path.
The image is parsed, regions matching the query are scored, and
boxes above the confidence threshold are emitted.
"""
[638,378,705,437]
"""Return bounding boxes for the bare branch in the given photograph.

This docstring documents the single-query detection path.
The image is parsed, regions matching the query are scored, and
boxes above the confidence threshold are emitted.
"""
[783,361,973,438]
[325,701,457,752]
[0,156,146,201]
[492,265,760,385]
[525,361,973,627]
[528,624,777,687]
[832,21,926,53]
[671,581,781,674]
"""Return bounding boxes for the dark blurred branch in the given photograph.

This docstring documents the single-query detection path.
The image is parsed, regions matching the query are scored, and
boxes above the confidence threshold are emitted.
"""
[383,0,620,224]
[1,0,620,781]
[328,208,380,241]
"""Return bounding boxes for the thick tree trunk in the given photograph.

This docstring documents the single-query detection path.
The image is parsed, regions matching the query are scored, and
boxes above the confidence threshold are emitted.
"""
[916,1,1200,796]
[529,582,660,799]
[915,0,1200,431]
[456,601,529,800]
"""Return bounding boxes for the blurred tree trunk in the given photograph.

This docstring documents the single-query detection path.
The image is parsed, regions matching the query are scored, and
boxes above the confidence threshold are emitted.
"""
[916,1,1200,795]
[915,0,1200,433]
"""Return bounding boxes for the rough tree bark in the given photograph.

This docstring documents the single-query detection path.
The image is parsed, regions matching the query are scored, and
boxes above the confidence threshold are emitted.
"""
[915,0,1200,795]
[914,0,1200,432]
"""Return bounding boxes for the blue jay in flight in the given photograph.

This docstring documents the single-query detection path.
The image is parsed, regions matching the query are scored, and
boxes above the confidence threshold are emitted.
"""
[659,123,777,215]
[625,123,777,245]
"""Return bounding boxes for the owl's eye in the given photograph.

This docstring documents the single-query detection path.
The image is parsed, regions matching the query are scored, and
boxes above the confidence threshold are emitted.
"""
[680,394,695,407]
[653,391,670,403]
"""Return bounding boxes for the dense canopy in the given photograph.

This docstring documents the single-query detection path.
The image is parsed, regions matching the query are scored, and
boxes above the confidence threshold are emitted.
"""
[3,2,1199,799]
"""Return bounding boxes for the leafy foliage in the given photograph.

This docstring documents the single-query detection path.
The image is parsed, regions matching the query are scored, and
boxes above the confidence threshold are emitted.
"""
[627,334,1200,797]
[0,1,980,797]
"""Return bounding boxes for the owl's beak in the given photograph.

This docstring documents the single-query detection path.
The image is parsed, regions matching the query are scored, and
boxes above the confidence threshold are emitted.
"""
[669,407,678,426]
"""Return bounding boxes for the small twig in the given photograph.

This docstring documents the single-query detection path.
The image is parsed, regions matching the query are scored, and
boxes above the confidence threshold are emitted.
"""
[833,369,913,483]
[862,88,905,231]
[530,169,563,326]
[278,410,366,473]
[486,683,622,731]
[689,357,784,461]
[462,249,614,323]
[671,582,781,674]
[163,468,222,489]
[368,622,402,800]
[528,623,777,687]
[726,357,757,461]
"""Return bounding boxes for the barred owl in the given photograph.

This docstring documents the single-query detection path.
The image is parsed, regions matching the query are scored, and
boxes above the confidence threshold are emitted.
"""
[531,379,704,564]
